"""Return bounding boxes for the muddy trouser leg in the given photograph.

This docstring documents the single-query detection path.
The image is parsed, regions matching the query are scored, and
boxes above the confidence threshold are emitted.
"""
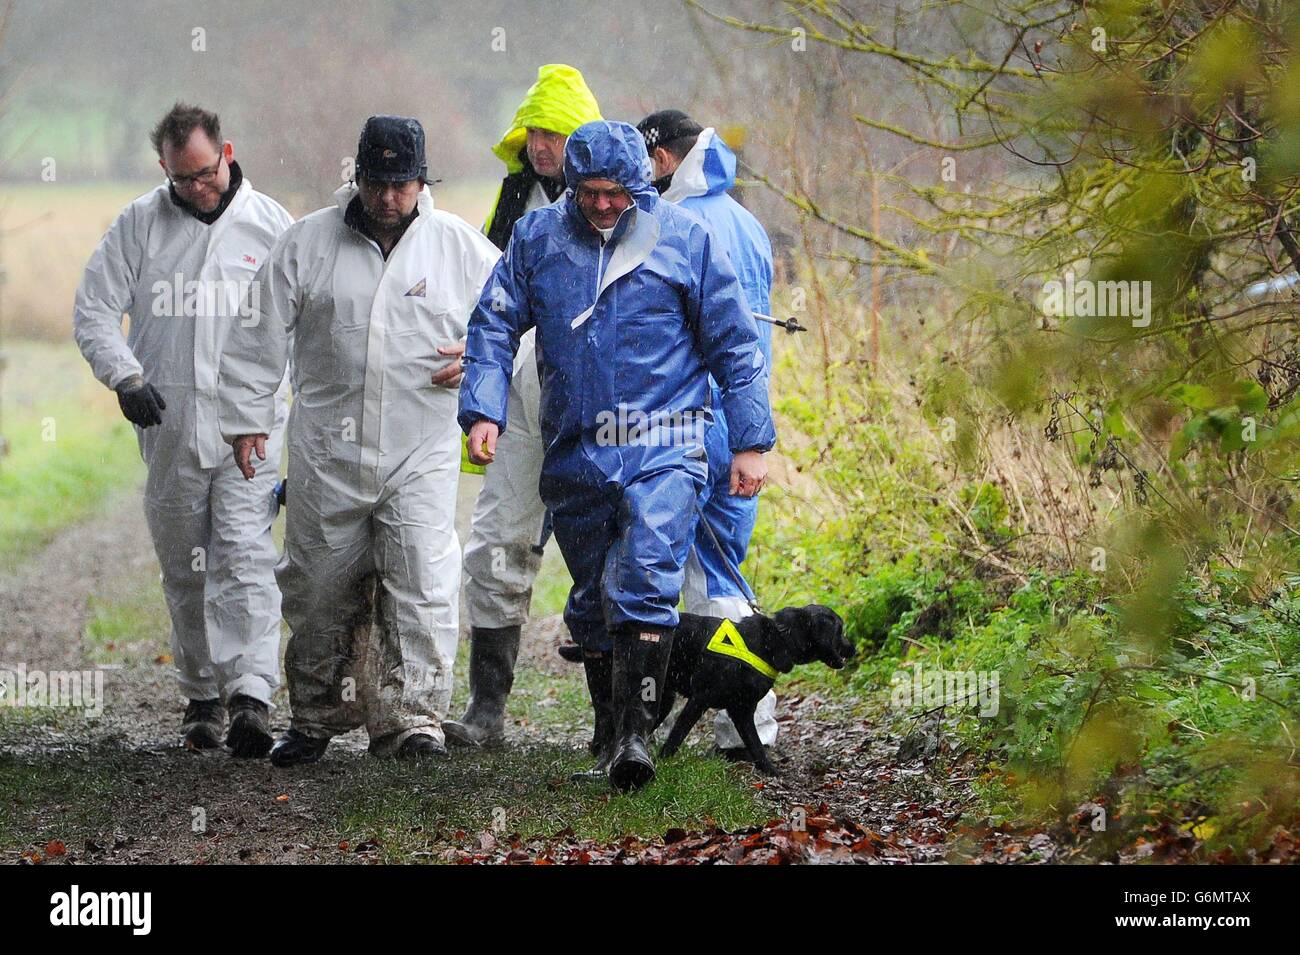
[204,423,284,705]
[142,443,218,702]
[364,457,461,755]
[463,353,547,630]
[278,485,372,740]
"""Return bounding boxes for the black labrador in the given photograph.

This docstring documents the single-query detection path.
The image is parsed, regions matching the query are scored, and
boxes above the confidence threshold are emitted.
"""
[654,605,853,775]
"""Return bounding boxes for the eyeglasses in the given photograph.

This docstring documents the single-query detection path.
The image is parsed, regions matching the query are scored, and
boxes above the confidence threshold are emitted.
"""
[167,155,224,188]
[575,183,631,206]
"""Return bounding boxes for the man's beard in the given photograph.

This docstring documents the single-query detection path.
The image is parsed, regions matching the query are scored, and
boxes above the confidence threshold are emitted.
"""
[366,206,417,232]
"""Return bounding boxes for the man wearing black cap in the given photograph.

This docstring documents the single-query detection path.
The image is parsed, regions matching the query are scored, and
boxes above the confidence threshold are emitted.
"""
[637,109,781,759]
[219,116,502,764]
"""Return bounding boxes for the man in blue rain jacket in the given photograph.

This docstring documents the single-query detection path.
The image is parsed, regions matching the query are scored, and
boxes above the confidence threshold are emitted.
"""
[459,120,775,792]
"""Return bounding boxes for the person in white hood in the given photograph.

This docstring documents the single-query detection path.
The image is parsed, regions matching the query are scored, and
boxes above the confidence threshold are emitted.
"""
[219,115,501,764]
[73,103,292,757]
[637,110,781,756]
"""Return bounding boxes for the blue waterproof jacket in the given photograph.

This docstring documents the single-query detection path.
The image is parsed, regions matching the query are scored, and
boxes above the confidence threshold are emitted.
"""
[666,129,773,362]
[459,120,775,489]
[663,128,776,603]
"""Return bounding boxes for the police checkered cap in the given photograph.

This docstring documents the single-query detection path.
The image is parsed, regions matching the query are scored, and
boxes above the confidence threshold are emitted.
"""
[636,110,703,152]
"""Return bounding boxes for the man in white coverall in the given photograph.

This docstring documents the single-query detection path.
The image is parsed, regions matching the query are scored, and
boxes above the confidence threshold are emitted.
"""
[219,116,501,764]
[73,103,292,757]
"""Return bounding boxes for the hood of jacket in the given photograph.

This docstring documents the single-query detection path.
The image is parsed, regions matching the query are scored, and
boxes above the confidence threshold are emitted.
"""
[492,64,602,173]
[563,120,659,209]
[661,128,736,204]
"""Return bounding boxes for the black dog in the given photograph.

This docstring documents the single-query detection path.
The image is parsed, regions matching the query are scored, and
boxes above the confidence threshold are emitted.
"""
[654,605,852,775]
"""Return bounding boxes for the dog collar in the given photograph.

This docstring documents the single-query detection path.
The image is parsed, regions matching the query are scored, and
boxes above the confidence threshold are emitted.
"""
[705,619,779,680]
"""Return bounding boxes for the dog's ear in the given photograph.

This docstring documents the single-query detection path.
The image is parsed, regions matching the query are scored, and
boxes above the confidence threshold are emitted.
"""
[769,607,822,665]
[758,611,799,673]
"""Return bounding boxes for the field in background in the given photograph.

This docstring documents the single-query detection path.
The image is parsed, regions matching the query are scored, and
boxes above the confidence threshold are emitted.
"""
[0,173,499,572]
[0,177,498,341]
[0,182,153,341]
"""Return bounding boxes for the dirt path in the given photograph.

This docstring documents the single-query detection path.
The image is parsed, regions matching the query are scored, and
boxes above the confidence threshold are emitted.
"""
[0,480,982,865]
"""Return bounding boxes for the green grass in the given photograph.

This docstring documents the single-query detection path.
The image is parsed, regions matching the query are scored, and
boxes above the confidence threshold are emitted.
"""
[0,710,124,853]
[752,515,1300,854]
[0,342,145,568]
[530,545,573,618]
[357,625,770,862]
[83,586,172,664]
[505,663,592,732]
[327,744,769,863]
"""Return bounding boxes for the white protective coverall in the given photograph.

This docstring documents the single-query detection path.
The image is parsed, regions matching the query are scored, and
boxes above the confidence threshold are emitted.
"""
[218,183,500,752]
[73,173,292,705]
[463,181,548,633]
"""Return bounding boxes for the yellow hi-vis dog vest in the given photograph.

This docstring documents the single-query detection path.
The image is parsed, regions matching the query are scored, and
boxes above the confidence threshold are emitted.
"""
[705,619,778,679]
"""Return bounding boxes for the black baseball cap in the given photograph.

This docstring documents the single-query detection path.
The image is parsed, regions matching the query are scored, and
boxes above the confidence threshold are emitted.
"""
[636,109,704,152]
[356,115,428,182]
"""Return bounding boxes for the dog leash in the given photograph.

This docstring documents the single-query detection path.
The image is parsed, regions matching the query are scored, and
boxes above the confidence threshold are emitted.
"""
[692,501,764,616]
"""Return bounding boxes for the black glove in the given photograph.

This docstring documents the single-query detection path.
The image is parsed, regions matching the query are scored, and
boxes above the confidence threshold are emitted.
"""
[115,375,167,428]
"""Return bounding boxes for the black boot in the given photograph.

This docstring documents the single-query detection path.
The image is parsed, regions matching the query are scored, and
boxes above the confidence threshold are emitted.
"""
[568,649,614,782]
[443,625,521,748]
[269,729,329,767]
[181,698,224,751]
[609,627,674,793]
[226,694,273,758]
